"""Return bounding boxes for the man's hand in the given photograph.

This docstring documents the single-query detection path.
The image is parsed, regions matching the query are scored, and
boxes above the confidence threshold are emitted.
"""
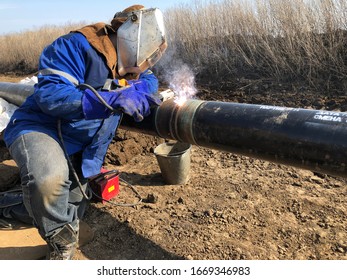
[82,84,161,121]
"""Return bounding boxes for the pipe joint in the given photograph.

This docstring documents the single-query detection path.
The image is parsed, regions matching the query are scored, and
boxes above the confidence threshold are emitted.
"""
[155,99,204,144]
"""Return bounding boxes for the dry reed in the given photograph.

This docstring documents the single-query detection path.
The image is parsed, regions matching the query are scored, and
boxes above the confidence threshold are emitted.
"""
[163,0,347,92]
[0,22,86,74]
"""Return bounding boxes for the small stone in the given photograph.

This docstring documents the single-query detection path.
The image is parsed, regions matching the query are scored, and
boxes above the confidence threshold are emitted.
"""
[337,247,345,253]
[143,193,158,204]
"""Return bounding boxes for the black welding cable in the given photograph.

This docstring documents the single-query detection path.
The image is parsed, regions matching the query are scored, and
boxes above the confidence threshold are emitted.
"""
[57,119,92,200]
[56,83,115,201]
[57,83,143,206]
[78,83,116,113]
[58,119,142,206]
[89,177,142,207]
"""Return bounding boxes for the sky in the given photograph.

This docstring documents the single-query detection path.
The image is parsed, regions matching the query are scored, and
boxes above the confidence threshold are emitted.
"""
[0,0,196,35]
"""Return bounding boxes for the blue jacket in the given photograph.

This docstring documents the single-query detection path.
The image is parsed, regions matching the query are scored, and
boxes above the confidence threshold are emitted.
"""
[4,31,158,178]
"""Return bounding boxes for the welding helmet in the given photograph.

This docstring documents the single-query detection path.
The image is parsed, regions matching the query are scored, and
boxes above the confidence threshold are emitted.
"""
[114,7,167,76]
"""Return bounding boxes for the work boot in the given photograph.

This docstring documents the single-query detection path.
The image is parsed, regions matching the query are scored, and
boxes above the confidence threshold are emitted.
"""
[46,223,79,260]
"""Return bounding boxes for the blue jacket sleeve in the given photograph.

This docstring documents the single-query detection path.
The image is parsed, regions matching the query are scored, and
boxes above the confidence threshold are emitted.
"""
[34,33,87,120]
[127,69,159,94]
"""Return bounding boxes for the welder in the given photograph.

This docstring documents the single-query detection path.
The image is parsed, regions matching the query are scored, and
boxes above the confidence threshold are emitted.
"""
[0,4,167,260]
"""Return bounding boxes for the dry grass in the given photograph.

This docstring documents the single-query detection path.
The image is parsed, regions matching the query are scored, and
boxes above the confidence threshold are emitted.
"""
[163,0,347,92]
[1,0,347,93]
[0,22,86,74]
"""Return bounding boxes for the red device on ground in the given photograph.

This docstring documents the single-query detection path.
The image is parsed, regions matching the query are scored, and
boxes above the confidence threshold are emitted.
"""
[89,169,120,204]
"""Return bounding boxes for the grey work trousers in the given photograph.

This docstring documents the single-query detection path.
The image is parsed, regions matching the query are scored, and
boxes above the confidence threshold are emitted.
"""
[7,132,88,238]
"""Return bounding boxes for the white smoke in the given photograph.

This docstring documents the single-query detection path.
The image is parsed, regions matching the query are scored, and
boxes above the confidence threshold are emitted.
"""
[157,47,198,106]
[166,64,198,106]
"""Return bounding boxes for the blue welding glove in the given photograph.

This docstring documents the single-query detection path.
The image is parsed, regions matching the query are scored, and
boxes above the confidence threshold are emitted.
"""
[82,84,161,122]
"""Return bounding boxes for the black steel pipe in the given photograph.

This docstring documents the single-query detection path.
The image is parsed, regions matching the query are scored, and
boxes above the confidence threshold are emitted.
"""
[0,82,34,106]
[2,81,347,178]
[121,99,347,178]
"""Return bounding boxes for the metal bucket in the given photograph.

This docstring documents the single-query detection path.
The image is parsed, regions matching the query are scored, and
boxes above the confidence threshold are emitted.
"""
[154,142,192,185]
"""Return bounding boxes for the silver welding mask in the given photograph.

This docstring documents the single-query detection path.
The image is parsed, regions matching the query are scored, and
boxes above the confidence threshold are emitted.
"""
[116,8,167,76]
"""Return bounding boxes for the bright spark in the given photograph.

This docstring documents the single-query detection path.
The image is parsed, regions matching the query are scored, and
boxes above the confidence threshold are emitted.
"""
[168,65,197,106]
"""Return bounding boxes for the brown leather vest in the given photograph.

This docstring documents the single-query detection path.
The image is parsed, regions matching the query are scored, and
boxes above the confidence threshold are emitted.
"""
[74,23,119,79]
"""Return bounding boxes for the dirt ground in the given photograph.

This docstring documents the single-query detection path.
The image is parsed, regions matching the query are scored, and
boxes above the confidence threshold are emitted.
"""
[1,75,347,260]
